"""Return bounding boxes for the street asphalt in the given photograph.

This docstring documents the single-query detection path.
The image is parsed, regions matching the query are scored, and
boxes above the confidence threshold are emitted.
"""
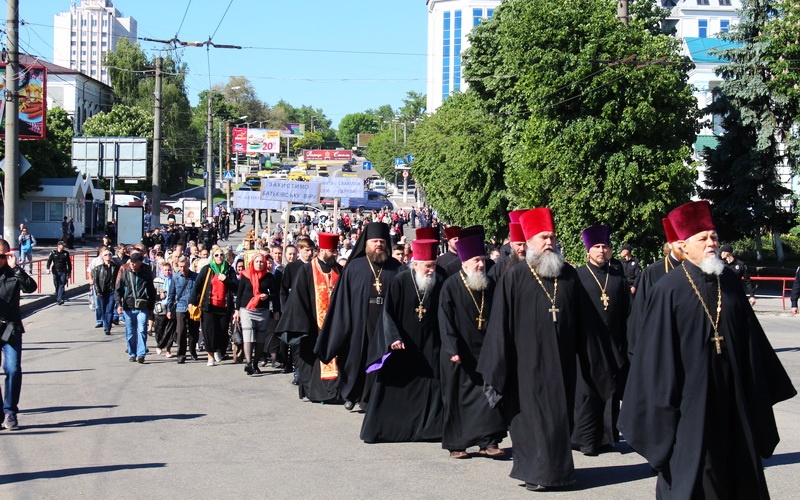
[0,292,799,498]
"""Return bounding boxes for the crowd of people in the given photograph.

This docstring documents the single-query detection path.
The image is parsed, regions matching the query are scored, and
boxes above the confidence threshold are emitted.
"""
[0,200,796,497]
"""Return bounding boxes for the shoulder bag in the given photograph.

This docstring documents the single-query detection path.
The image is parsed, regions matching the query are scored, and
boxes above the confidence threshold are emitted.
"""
[188,268,211,322]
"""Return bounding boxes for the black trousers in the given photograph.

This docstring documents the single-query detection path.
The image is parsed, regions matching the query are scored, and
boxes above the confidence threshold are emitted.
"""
[154,313,176,350]
[175,311,199,357]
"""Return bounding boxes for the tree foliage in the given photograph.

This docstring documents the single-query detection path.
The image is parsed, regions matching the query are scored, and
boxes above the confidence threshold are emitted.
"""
[364,128,408,180]
[337,112,378,149]
[408,93,507,236]
[82,104,153,138]
[455,0,698,261]
[700,0,793,255]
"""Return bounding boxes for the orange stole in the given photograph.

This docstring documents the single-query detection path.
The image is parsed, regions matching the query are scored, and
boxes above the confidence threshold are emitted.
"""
[312,259,340,380]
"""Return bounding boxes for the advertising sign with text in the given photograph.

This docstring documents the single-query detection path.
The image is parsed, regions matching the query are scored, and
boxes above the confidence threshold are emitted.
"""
[302,149,353,162]
[232,128,281,153]
[235,190,282,210]
[280,123,304,138]
[183,201,203,225]
[0,63,47,140]
[312,177,363,198]
[260,179,320,204]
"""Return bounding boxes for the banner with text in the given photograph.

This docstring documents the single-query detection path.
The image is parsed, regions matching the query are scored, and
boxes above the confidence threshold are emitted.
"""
[312,177,363,198]
[235,190,283,210]
[232,128,281,154]
[280,123,304,138]
[302,149,353,162]
[183,201,203,225]
[260,179,321,204]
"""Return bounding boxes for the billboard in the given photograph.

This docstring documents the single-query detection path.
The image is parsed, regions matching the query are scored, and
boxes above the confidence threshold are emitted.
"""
[72,137,149,179]
[232,127,281,154]
[280,123,305,138]
[303,149,353,162]
[0,63,47,140]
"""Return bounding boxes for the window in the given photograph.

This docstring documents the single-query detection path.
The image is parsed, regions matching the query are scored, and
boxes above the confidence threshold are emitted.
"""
[91,19,97,27]
[697,0,709,4]
[487,9,494,19]
[698,19,708,38]
[473,8,483,27]
[453,10,462,92]
[49,202,64,222]
[81,19,86,26]
[720,20,730,33]
[661,0,677,6]
[442,12,451,101]
[31,202,46,222]
[719,0,731,4]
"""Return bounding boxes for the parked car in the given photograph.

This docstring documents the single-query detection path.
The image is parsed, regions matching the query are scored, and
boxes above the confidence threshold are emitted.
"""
[160,197,198,214]
[342,163,353,172]
[346,191,394,213]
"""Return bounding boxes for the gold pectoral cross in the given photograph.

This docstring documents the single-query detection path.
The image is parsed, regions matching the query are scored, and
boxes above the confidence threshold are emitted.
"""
[600,292,610,310]
[374,278,382,295]
[416,303,426,321]
[711,332,724,354]
[549,304,559,322]
[476,315,485,330]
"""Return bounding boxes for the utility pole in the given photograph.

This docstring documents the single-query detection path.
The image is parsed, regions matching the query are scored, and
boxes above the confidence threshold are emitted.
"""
[206,95,214,220]
[151,56,163,227]
[617,0,629,25]
[3,0,19,249]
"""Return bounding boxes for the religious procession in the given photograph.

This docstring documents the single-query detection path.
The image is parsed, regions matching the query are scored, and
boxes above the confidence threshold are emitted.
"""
[79,200,794,497]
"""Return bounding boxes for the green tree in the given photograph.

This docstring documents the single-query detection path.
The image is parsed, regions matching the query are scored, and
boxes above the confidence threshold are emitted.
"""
[398,91,426,121]
[82,104,153,138]
[460,0,698,262]
[291,131,324,152]
[0,107,76,195]
[700,0,793,261]
[337,113,378,149]
[364,128,407,179]
[408,93,507,236]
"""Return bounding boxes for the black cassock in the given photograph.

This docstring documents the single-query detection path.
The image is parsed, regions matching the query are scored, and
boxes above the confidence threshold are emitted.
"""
[626,253,681,358]
[276,260,341,403]
[360,270,444,443]
[619,262,796,499]
[315,256,402,403]
[573,260,629,454]
[438,272,507,451]
[477,261,616,487]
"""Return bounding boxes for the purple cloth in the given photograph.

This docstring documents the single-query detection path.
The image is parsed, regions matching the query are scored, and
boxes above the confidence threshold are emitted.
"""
[366,352,392,373]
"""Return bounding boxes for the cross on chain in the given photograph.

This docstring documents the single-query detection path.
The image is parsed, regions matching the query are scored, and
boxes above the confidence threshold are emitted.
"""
[549,304,559,322]
[711,332,724,354]
[374,278,382,295]
[476,315,485,330]
[416,303,426,321]
[600,292,610,310]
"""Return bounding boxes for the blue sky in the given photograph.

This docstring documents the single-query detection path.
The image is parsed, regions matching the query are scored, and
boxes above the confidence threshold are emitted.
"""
[16,0,429,127]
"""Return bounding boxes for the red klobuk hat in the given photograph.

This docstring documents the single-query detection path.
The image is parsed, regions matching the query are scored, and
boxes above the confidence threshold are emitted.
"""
[318,233,339,251]
[519,208,555,241]
[667,201,715,241]
[411,239,439,261]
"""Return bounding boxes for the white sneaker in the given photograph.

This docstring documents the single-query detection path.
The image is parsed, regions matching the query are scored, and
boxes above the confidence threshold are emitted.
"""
[214,352,222,363]
[207,359,217,366]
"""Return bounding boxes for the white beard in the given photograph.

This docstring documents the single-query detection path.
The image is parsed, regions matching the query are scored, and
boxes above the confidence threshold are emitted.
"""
[414,270,435,294]
[464,268,489,291]
[526,247,565,279]
[700,255,725,276]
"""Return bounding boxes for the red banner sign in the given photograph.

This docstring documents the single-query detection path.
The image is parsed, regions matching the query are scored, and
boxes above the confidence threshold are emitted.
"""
[303,149,353,162]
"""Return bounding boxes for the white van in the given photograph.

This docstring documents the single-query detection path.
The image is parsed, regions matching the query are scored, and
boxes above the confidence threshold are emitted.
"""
[371,179,387,194]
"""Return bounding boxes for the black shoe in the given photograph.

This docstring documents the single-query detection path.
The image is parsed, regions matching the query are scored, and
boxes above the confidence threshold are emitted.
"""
[129,357,136,362]
[112,320,120,326]
[104,330,111,336]
[252,364,262,374]
[57,300,64,305]
[190,354,199,361]
[137,356,145,364]
[525,484,548,492]
[344,400,355,411]
[95,324,103,328]
[282,365,293,374]
[244,363,254,375]
[177,356,186,364]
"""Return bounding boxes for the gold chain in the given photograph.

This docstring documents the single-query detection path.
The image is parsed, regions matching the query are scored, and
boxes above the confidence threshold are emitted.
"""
[585,262,610,310]
[367,259,384,294]
[459,270,485,329]
[682,264,723,354]
[665,255,675,273]
[527,262,559,322]
[411,271,429,321]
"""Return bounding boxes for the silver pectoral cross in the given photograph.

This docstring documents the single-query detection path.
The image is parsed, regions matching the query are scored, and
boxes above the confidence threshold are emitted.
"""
[549,304,559,322]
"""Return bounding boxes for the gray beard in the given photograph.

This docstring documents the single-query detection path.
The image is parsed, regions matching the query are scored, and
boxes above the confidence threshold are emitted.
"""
[700,255,725,276]
[526,247,565,279]
[414,270,435,294]
[464,268,489,291]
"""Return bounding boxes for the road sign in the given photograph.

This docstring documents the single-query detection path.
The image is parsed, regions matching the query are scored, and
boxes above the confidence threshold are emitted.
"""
[406,154,415,164]
[203,171,208,179]
[394,157,406,166]
[0,155,32,176]
[402,171,409,179]
[362,161,372,170]
[223,170,235,181]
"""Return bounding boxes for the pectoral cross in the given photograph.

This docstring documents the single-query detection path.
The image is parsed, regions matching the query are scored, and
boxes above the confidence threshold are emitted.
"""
[600,292,610,310]
[549,304,559,322]
[374,278,382,295]
[476,315,485,330]
[710,332,724,354]
[416,303,426,321]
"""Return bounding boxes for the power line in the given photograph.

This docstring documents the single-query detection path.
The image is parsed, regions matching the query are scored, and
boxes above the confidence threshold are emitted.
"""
[175,0,192,40]
[210,0,234,41]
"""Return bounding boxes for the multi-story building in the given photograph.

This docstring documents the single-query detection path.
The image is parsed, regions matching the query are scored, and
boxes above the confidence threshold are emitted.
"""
[53,0,137,86]
[426,0,499,112]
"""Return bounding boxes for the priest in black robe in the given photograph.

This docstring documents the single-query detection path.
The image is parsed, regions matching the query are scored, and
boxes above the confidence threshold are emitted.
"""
[276,233,341,403]
[488,218,526,283]
[572,225,629,456]
[619,200,796,499]
[360,238,444,443]
[626,218,682,359]
[440,226,495,278]
[315,223,402,410]
[477,207,616,492]
[436,226,460,275]
[438,232,507,458]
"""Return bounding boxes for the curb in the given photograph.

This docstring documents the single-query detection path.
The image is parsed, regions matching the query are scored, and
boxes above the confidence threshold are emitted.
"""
[21,284,91,317]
